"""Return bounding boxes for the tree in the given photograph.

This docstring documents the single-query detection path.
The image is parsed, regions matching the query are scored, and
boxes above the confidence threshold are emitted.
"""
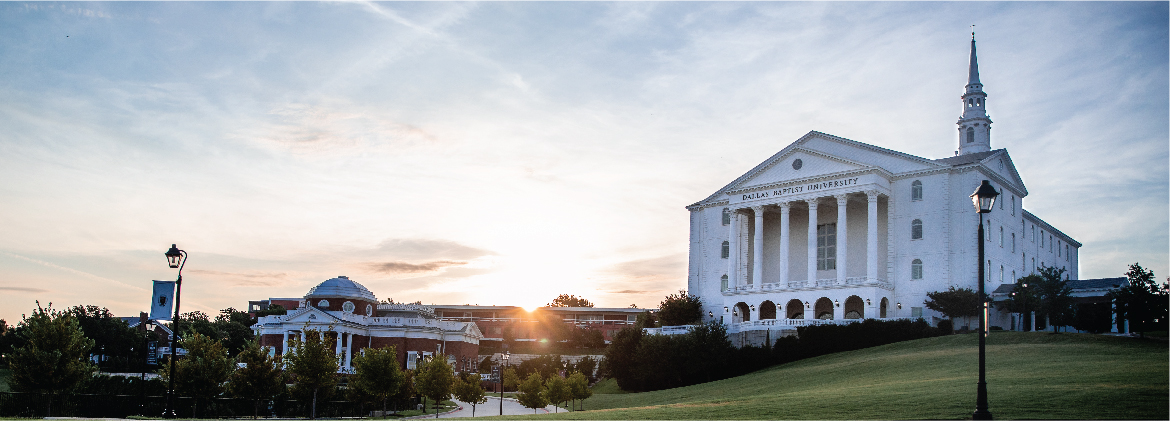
[1034,265,1075,332]
[567,371,592,411]
[548,294,594,308]
[7,302,95,416]
[572,356,598,380]
[350,345,405,416]
[657,290,703,326]
[516,372,548,414]
[67,305,140,372]
[633,310,657,329]
[996,275,1042,331]
[452,373,487,417]
[601,326,643,390]
[543,374,570,413]
[414,353,455,418]
[214,308,256,357]
[502,366,520,392]
[1108,263,1170,337]
[159,332,235,417]
[924,287,981,329]
[284,329,338,419]
[227,340,285,418]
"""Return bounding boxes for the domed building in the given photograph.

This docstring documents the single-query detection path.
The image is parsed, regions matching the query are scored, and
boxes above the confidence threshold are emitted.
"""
[252,276,483,372]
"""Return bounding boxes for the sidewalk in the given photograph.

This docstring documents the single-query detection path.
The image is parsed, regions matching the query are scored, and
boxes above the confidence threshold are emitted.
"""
[405,396,558,418]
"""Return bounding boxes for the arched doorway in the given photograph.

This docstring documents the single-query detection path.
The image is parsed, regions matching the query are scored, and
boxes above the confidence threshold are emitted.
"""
[880,298,889,318]
[844,295,864,319]
[815,297,834,320]
[734,302,750,323]
[760,300,776,320]
[786,299,804,319]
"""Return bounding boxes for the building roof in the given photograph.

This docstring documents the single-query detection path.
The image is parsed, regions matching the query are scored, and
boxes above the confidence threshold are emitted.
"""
[1067,277,1128,290]
[304,276,378,302]
[933,149,1001,167]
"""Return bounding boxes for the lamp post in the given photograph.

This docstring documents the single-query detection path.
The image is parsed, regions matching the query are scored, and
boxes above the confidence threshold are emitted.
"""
[162,244,186,419]
[970,180,998,420]
[499,351,510,415]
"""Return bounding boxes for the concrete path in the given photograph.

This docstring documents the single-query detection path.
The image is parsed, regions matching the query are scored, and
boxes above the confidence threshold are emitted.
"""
[412,396,559,418]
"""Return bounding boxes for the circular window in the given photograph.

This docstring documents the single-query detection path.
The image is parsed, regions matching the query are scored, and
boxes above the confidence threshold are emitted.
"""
[317,300,330,308]
[366,304,374,316]
[342,301,355,313]
[792,159,803,170]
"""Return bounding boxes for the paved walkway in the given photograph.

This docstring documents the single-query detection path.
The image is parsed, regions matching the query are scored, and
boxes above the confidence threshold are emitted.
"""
[407,396,559,418]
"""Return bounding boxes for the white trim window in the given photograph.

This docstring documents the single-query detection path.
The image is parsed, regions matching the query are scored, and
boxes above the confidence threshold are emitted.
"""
[911,259,923,280]
[721,241,730,258]
[1012,233,1016,253]
[722,208,731,225]
[911,219,923,240]
[911,180,923,201]
[817,223,837,270]
[999,226,1004,247]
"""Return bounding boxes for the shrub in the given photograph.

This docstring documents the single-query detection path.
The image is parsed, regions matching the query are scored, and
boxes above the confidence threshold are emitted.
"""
[937,319,953,335]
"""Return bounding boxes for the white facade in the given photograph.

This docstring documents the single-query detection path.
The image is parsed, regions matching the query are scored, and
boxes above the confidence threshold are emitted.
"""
[685,38,1081,333]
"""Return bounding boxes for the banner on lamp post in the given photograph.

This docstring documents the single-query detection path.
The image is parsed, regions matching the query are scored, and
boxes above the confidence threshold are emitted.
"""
[150,280,176,320]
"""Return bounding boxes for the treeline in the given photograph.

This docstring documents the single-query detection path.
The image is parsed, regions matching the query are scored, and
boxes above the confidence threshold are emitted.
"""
[602,319,941,392]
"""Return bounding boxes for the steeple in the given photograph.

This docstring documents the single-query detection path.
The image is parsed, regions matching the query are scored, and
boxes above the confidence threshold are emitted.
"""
[957,33,992,155]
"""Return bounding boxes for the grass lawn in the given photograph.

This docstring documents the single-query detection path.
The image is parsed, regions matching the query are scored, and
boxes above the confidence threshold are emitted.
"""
[522,332,1166,420]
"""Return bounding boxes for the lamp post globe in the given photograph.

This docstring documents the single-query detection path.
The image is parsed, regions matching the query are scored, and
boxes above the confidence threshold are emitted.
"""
[970,180,997,420]
[161,244,186,419]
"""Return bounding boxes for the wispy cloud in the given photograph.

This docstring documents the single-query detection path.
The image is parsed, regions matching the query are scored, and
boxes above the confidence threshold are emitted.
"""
[0,286,50,293]
[366,260,466,274]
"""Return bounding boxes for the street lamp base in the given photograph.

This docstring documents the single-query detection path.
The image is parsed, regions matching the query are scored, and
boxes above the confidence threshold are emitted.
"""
[973,409,993,420]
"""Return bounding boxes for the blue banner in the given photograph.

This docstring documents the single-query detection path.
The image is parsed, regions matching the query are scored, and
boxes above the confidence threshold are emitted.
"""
[150,280,175,320]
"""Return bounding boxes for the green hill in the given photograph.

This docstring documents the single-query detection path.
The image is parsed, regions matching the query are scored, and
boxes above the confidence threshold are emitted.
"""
[537,332,1168,419]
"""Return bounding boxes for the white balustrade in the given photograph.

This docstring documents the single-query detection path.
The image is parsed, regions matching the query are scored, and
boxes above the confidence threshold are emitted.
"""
[722,277,889,294]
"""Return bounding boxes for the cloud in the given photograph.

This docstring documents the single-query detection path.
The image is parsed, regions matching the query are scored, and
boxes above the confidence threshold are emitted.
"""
[0,286,49,293]
[186,269,290,287]
[608,289,652,295]
[366,260,466,274]
[604,254,687,279]
[370,238,496,261]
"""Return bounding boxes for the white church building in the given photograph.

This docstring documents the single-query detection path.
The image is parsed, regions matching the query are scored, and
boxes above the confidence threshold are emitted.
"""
[685,38,1080,339]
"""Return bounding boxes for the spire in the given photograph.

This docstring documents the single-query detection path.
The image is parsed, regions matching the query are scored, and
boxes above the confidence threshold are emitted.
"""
[968,35,980,85]
[957,31,991,155]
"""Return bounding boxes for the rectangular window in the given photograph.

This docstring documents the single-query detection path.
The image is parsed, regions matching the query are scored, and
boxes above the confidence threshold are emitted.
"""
[1012,233,1016,253]
[999,265,1004,282]
[1031,225,1035,242]
[1049,235,1053,251]
[999,226,1004,247]
[1066,245,1071,261]
[986,260,991,282]
[1011,196,1016,216]
[817,223,837,270]
[1058,241,1062,257]
[911,307,923,318]
[1040,232,1045,247]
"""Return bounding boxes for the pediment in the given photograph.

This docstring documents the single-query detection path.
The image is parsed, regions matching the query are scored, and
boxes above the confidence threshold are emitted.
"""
[980,151,1028,196]
[731,148,868,190]
[283,306,339,324]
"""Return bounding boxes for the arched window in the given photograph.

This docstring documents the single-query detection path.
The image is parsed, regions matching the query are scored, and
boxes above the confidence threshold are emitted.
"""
[880,298,889,318]
[721,275,729,291]
[721,208,730,225]
[999,226,1004,247]
[1011,233,1016,253]
[911,180,923,201]
[911,219,923,240]
[721,241,730,258]
[966,127,975,143]
[911,259,923,280]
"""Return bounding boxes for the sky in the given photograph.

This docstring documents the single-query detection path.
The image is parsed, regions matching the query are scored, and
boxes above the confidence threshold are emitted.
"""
[0,1,1166,324]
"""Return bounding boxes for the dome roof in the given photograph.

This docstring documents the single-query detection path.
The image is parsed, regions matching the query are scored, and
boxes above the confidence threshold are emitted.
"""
[304,276,377,302]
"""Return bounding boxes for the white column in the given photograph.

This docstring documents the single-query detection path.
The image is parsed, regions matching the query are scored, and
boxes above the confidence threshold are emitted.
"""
[752,206,765,289]
[345,332,354,369]
[282,331,289,354]
[835,194,848,283]
[866,191,879,281]
[779,202,791,285]
[300,331,306,344]
[728,210,741,287]
[1111,302,1119,333]
[807,199,819,284]
[334,331,342,356]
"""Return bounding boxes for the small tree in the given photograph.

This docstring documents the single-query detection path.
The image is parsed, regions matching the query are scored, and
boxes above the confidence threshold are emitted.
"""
[227,340,285,418]
[516,372,548,414]
[634,310,658,329]
[567,371,592,411]
[657,290,703,326]
[924,287,981,329]
[1034,265,1075,332]
[575,356,598,380]
[414,354,454,418]
[350,345,405,416]
[548,294,594,308]
[452,373,488,417]
[1108,263,1169,337]
[502,366,520,392]
[159,332,235,417]
[544,374,570,413]
[996,275,1042,331]
[284,329,338,419]
[7,302,95,416]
